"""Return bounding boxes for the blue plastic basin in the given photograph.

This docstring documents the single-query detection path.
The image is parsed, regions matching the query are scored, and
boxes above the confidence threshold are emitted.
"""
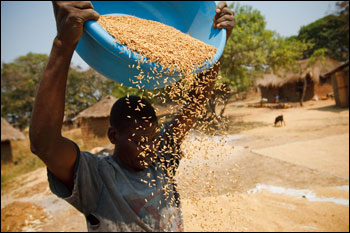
[75,1,226,89]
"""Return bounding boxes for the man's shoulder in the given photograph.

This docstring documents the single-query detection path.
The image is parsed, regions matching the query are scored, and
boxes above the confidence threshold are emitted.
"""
[77,150,113,170]
[86,146,114,158]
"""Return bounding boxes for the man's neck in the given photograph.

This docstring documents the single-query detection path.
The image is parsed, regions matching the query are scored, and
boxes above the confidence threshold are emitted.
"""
[112,151,145,173]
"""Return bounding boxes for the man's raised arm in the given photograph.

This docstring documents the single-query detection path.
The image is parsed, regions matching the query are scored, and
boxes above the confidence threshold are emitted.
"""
[29,1,99,191]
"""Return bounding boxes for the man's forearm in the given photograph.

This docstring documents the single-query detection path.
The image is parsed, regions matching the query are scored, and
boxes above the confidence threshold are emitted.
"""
[29,38,76,155]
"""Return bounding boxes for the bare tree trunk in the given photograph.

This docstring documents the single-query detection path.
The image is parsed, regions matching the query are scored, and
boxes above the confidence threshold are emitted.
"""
[208,97,217,118]
[300,78,307,107]
[219,92,234,118]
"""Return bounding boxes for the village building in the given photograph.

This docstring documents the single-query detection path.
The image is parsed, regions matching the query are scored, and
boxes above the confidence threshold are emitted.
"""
[73,95,117,146]
[256,58,341,105]
[1,118,25,163]
[321,61,349,107]
[62,115,77,131]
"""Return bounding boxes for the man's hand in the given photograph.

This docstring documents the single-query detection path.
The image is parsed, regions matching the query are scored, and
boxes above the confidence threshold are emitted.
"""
[213,1,235,41]
[52,1,99,47]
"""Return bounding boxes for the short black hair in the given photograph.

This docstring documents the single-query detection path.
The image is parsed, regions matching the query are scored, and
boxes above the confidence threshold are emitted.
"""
[110,95,157,131]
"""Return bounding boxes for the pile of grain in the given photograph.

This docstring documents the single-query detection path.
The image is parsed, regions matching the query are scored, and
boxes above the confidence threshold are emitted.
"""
[98,15,217,78]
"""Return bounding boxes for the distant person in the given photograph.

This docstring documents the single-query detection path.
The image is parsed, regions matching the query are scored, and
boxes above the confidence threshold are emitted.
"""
[29,1,235,231]
[275,95,279,103]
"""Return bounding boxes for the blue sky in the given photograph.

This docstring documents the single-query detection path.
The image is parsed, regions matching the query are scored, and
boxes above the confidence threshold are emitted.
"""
[1,1,338,70]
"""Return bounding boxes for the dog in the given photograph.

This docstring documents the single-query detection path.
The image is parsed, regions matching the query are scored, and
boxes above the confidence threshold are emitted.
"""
[274,114,286,127]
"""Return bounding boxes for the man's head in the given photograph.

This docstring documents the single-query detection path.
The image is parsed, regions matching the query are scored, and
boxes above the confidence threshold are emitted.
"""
[108,96,159,172]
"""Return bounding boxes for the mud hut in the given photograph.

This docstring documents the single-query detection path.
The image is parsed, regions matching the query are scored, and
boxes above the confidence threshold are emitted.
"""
[1,118,25,163]
[63,115,77,131]
[256,58,341,104]
[73,95,117,146]
[321,61,349,107]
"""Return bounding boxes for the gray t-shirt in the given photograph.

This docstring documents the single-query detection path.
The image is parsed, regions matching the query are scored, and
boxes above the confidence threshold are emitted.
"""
[47,123,184,232]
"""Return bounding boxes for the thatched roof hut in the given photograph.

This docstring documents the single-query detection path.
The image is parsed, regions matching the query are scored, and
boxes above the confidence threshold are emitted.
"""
[1,118,25,163]
[1,118,25,141]
[321,61,349,107]
[256,58,341,103]
[63,115,78,131]
[74,95,118,120]
[74,96,117,146]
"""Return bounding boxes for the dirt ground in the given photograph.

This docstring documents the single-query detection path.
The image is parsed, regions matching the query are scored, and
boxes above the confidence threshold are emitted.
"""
[1,96,349,232]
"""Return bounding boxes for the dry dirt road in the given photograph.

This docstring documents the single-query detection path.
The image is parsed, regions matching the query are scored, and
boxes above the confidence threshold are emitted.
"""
[1,98,349,232]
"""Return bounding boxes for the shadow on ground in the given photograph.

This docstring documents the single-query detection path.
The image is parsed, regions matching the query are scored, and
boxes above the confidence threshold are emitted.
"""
[309,105,349,113]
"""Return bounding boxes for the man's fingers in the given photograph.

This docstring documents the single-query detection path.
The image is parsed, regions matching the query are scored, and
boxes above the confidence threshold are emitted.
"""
[214,1,228,22]
[67,1,94,10]
[78,8,100,22]
[221,7,234,16]
[214,15,234,25]
[78,1,93,9]
[212,2,235,39]
[71,2,94,9]
[214,7,234,20]
[214,3,233,25]
[215,1,228,13]
[215,21,233,30]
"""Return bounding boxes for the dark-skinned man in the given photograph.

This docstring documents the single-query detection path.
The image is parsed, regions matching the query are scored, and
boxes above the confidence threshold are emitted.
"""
[30,1,234,231]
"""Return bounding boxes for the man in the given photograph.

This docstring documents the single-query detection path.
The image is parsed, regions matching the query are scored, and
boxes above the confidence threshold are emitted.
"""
[29,1,234,231]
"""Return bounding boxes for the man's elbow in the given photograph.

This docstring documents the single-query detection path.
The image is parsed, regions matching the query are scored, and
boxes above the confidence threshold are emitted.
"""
[29,132,43,157]
[29,128,51,158]
[29,137,55,163]
[30,142,41,157]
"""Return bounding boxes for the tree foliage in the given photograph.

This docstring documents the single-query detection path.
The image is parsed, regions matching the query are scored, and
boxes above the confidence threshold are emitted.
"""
[1,53,115,129]
[1,53,48,130]
[293,1,349,61]
[64,67,114,118]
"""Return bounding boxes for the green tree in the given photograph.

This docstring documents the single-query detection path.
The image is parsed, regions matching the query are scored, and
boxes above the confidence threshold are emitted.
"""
[336,1,349,36]
[64,68,116,118]
[296,15,348,61]
[294,1,349,61]
[1,53,116,129]
[1,53,48,129]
